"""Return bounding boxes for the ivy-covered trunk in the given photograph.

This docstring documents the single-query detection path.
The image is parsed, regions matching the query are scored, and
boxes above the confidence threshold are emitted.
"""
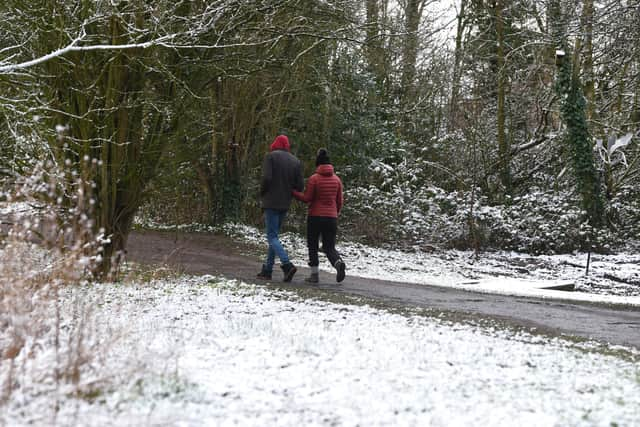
[550,0,604,229]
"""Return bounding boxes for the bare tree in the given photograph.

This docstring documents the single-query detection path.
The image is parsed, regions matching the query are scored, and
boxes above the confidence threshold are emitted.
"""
[1,0,367,278]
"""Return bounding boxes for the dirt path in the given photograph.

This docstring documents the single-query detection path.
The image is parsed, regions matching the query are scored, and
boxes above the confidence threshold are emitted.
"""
[127,230,640,349]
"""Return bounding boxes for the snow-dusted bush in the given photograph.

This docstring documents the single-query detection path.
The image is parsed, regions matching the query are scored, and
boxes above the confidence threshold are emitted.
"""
[342,184,466,248]
[467,190,615,253]
[0,240,104,406]
[343,183,619,254]
[338,130,632,254]
[608,184,640,242]
[0,161,109,413]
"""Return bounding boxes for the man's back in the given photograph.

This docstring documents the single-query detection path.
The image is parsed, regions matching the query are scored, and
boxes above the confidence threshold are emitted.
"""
[261,149,303,211]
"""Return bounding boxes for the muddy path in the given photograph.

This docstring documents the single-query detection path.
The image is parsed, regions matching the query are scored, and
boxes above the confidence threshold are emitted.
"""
[127,230,640,349]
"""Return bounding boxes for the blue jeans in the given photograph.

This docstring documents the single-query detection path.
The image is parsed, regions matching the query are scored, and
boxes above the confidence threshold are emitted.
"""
[264,209,290,272]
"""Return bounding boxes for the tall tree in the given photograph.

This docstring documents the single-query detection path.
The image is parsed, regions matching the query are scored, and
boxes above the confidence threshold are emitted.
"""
[494,0,510,192]
[449,0,468,127]
[364,0,389,104]
[400,0,427,108]
[580,0,595,121]
[550,0,604,228]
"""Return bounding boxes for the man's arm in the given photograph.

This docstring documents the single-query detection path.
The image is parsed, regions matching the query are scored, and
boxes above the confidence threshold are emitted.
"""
[260,154,272,196]
[294,160,304,192]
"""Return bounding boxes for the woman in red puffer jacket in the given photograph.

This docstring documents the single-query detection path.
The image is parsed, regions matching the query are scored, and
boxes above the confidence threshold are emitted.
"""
[293,148,346,284]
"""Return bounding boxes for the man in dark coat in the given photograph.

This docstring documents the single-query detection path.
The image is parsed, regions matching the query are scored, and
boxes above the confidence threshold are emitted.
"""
[257,134,304,281]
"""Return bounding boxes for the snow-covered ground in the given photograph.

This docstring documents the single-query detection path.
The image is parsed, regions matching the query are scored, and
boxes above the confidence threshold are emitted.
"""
[2,277,639,426]
[2,214,640,426]
[216,223,640,306]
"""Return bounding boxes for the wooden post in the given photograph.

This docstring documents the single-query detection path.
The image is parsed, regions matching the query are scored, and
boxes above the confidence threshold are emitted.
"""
[586,250,591,276]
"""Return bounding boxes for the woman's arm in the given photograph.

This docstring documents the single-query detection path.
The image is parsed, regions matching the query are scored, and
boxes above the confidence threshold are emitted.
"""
[336,178,344,214]
[292,175,317,203]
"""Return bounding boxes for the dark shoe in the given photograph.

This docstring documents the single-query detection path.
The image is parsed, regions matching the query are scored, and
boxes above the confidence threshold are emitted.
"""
[256,265,272,280]
[335,260,346,283]
[281,262,297,282]
[305,273,319,284]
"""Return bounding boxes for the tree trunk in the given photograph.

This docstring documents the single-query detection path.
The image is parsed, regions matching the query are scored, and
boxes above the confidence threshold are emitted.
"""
[449,0,467,129]
[400,0,424,109]
[633,6,640,128]
[365,0,386,104]
[581,0,595,121]
[550,0,604,229]
[495,0,511,192]
[44,10,179,280]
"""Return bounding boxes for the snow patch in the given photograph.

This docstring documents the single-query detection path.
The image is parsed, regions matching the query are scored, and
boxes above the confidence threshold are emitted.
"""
[4,277,638,426]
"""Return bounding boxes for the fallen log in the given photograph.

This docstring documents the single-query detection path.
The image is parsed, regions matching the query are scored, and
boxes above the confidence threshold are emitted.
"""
[603,273,640,286]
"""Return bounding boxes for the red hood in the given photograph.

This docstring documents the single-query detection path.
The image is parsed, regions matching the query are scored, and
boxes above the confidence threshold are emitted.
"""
[316,164,334,176]
[270,135,290,152]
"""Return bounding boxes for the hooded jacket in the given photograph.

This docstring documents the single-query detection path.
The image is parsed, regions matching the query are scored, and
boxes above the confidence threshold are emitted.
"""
[270,134,290,152]
[260,136,304,211]
[293,164,343,218]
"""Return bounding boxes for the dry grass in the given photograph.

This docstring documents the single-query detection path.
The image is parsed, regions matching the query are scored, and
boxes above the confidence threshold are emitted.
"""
[0,162,108,418]
[0,160,184,424]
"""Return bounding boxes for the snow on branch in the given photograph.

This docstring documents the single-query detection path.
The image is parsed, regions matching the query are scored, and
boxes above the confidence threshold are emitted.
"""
[0,29,181,74]
[0,2,372,76]
[0,28,84,74]
[0,31,324,74]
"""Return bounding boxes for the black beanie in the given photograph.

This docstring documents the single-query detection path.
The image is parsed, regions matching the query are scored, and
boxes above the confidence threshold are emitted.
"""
[316,148,330,166]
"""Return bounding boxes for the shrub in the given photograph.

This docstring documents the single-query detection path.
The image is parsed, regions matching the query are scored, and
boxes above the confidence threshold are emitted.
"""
[342,184,622,254]
[0,161,105,410]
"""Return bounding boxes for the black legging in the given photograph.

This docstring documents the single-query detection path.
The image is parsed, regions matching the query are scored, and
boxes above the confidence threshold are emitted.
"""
[307,216,340,267]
